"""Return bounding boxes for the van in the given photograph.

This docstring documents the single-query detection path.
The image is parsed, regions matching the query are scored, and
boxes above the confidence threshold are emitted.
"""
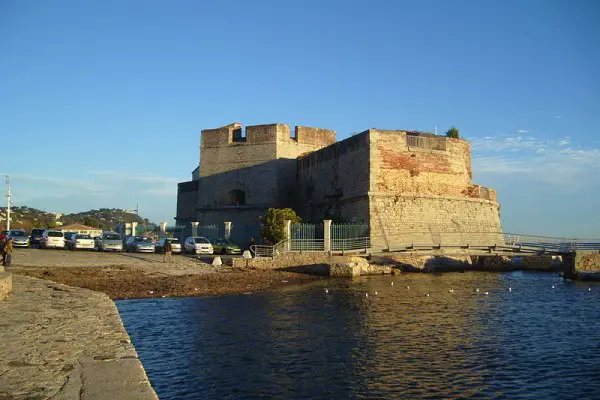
[42,230,65,249]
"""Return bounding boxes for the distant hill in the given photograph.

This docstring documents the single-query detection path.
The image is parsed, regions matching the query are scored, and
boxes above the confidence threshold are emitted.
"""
[0,206,156,232]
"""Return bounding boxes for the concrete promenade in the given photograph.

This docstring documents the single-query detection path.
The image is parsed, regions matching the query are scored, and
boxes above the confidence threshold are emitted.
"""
[0,275,158,400]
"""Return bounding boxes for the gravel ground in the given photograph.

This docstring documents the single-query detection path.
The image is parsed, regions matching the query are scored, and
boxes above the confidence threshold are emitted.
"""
[6,248,322,299]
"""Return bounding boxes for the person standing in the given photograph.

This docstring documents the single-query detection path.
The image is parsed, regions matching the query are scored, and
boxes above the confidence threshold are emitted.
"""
[163,238,172,263]
[3,237,13,267]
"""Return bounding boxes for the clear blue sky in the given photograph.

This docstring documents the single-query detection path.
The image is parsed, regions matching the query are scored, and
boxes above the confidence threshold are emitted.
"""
[1,0,599,237]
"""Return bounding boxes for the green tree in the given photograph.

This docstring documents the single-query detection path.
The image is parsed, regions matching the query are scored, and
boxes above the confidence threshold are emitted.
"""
[260,208,301,245]
[445,126,460,139]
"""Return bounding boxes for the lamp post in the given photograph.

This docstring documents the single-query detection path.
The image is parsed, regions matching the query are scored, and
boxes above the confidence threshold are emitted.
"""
[5,175,11,231]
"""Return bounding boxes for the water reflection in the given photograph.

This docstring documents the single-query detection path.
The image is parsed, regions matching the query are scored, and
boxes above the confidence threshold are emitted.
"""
[117,272,600,400]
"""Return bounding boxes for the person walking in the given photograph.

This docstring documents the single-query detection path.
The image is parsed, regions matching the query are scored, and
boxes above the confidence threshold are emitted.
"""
[163,238,172,263]
[3,237,13,267]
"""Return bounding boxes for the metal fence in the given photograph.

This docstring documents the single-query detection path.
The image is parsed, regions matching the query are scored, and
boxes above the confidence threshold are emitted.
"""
[198,224,220,239]
[291,223,324,240]
[290,239,325,252]
[331,223,370,251]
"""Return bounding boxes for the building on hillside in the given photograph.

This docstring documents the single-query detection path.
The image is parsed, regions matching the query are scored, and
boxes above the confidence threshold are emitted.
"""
[53,223,103,237]
[176,122,502,248]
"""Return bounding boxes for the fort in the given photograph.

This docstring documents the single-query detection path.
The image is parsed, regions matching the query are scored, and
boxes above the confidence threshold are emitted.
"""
[176,122,502,248]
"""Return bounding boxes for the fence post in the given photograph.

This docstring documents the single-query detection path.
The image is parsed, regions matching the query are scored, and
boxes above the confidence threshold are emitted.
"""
[284,220,291,251]
[131,222,138,237]
[324,220,332,252]
[224,221,232,239]
[191,221,199,237]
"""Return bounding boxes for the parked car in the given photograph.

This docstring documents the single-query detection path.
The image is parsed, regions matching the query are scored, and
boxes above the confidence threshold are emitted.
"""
[183,236,214,254]
[125,236,155,253]
[97,232,123,252]
[41,230,65,249]
[8,229,30,248]
[155,237,182,254]
[67,233,95,250]
[29,228,47,248]
[210,238,242,255]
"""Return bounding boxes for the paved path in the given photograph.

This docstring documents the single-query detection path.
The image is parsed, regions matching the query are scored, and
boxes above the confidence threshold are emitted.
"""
[0,275,158,400]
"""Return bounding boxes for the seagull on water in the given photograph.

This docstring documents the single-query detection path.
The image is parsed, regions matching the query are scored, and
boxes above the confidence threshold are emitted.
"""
[509,287,512,292]
[374,291,378,295]
[476,288,480,293]
[426,293,430,297]
[406,286,410,290]
[484,291,489,296]
[449,289,454,293]
[589,288,592,292]
[325,288,329,294]
[365,293,369,298]
[552,285,555,289]
[391,282,394,286]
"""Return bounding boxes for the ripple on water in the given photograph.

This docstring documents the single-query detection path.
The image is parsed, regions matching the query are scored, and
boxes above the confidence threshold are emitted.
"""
[117,272,600,400]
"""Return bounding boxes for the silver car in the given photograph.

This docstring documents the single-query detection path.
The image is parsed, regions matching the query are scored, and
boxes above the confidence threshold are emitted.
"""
[8,229,30,247]
[98,232,123,252]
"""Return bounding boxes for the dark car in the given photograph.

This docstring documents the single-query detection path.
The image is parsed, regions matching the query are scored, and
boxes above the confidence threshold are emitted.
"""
[155,237,182,254]
[30,228,47,248]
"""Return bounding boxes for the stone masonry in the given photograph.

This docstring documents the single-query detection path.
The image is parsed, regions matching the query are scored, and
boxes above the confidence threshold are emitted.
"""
[0,275,158,399]
[177,123,502,247]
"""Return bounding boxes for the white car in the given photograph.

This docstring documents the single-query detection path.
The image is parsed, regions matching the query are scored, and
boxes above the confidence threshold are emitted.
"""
[41,230,65,249]
[68,234,95,250]
[184,236,214,254]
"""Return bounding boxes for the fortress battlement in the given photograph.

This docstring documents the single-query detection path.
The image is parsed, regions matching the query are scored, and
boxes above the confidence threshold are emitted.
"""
[200,122,336,148]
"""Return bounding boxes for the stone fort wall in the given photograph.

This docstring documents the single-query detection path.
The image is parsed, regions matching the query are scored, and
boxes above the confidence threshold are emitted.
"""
[177,122,502,247]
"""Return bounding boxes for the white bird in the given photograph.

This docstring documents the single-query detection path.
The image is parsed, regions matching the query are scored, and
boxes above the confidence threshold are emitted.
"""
[148,291,154,294]
[406,286,410,290]
[194,288,198,291]
[449,289,454,293]
[588,288,592,292]
[365,293,369,298]
[161,295,166,298]
[484,291,489,295]
[552,285,555,289]
[476,288,480,292]
[391,282,394,286]
[374,291,378,295]
[509,287,512,292]
[325,288,329,294]
[426,293,430,297]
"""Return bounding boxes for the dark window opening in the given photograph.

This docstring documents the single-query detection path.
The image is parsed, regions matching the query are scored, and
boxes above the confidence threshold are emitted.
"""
[228,189,246,206]
[233,127,247,143]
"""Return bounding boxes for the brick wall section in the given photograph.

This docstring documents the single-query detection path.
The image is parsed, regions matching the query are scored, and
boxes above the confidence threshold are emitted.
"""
[369,130,472,197]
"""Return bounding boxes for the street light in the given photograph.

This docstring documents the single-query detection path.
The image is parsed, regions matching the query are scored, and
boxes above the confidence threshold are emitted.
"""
[5,175,11,231]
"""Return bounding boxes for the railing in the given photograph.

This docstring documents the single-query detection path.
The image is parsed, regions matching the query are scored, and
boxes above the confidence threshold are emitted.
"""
[251,240,286,259]
[290,239,325,252]
[381,232,600,254]
[331,237,371,251]
[503,233,600,252]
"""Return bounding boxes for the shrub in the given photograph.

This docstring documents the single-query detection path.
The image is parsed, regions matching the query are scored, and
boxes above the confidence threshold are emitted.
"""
[260,208,301,245]
[446,126,460,138]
